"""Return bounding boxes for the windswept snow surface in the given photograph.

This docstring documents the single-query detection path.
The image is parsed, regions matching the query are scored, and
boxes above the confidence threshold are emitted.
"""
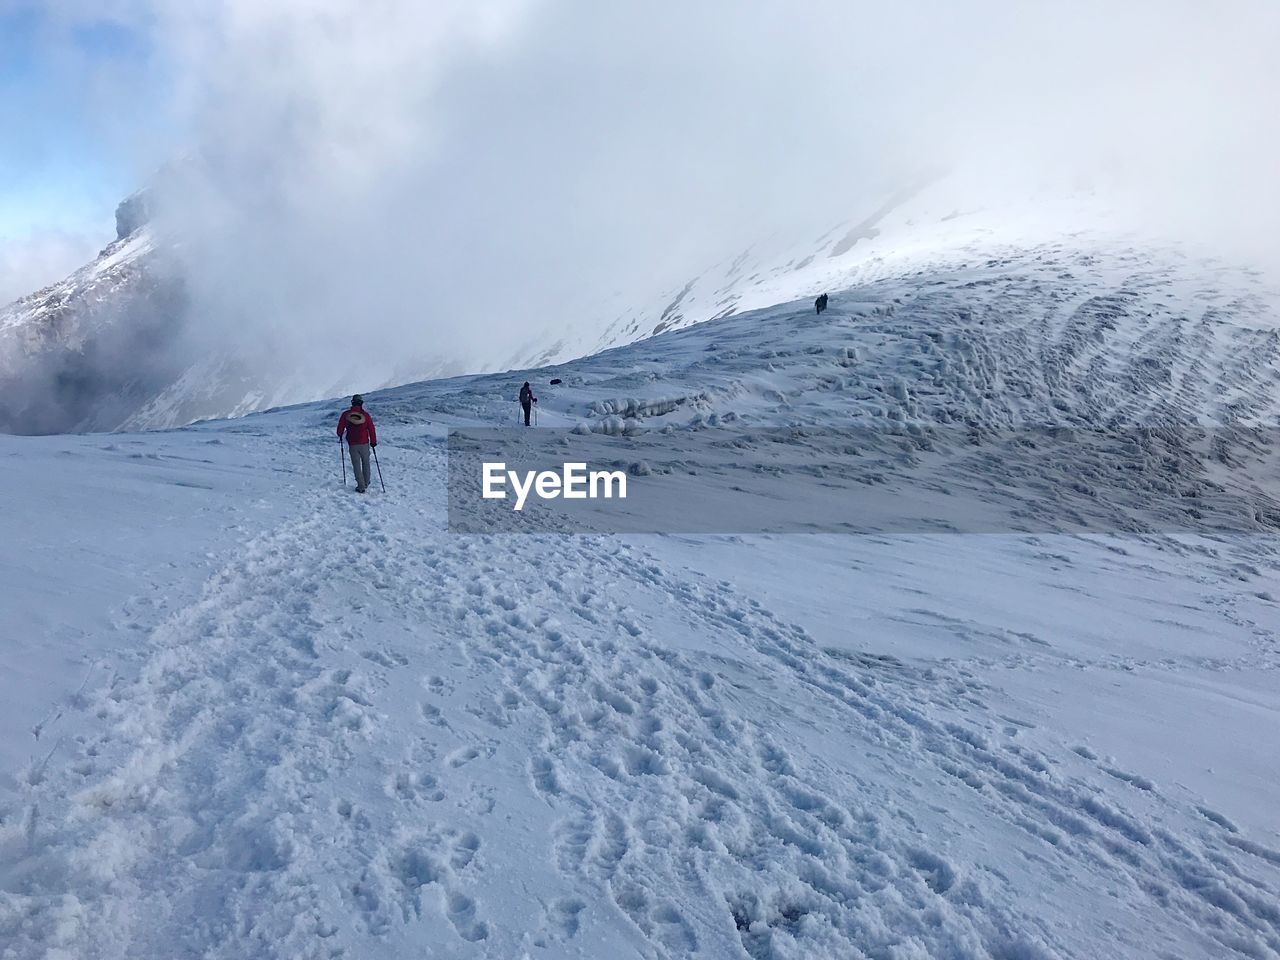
[3,240,1280,959]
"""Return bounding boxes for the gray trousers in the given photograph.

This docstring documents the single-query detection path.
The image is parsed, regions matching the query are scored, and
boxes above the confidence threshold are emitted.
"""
[348,443,372,490]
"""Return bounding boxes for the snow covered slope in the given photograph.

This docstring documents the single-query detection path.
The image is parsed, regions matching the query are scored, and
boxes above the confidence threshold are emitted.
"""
[0,226,176,434]
[524,173,1144,365]
[0,174,1163,436]
[2,240,1279,959]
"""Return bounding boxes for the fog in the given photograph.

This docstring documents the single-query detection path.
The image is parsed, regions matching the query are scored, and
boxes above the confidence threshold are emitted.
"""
[0,227,98,305]
[32,0,1280,391]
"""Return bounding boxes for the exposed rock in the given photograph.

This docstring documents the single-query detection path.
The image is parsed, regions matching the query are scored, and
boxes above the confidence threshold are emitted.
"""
[115,189,152,241]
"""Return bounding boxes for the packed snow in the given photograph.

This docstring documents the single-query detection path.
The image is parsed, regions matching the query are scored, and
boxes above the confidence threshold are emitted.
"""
[2,237,1279,959]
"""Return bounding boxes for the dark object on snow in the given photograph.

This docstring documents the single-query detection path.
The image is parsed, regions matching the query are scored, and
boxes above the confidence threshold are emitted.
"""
[519,382,537,426]
[549,378,562,385]
[815,293,829,315]
[115,189,152,240]
[351,394,364,406]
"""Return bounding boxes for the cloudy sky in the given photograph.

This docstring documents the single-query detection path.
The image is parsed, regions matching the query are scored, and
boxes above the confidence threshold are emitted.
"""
[2,1,1277,373]
[0,3,159,300]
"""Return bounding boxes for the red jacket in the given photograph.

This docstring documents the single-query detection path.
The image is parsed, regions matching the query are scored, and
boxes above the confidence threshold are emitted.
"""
[337,407,377,445]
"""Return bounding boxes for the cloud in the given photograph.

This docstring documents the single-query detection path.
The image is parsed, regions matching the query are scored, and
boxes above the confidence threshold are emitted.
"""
[0,228,99,307]
[17,0,1280,397]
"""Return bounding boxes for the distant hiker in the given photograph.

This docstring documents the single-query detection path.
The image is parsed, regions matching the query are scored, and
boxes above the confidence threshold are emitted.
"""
[337,394,378,493]
[519,382,537,426]
[815,293,829,315]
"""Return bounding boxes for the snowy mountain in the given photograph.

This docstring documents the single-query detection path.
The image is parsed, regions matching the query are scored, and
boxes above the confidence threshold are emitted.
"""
[0,189,459,435]
[0,209,180,434]
[0,173,1173,436]
[3,239,1279,958]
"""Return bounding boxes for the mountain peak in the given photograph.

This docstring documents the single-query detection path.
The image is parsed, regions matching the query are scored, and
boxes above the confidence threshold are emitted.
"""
[115,189,152,241]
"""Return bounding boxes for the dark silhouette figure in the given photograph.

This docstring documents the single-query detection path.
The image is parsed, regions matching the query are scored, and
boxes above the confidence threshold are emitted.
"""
[815,293,829,315]
[519,381,536,426]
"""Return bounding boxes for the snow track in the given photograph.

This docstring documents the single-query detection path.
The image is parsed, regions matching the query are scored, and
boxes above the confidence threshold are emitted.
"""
[424,534,1280,959]
[2,497,383,957]
[6,437,1279,959]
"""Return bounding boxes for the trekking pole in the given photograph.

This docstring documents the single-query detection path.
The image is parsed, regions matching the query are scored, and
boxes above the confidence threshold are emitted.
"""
[339,436,346,486]
[372,446,386,493]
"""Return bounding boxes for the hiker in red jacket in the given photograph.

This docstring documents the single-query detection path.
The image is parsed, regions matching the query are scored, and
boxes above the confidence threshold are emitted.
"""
[337,394,378,493]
